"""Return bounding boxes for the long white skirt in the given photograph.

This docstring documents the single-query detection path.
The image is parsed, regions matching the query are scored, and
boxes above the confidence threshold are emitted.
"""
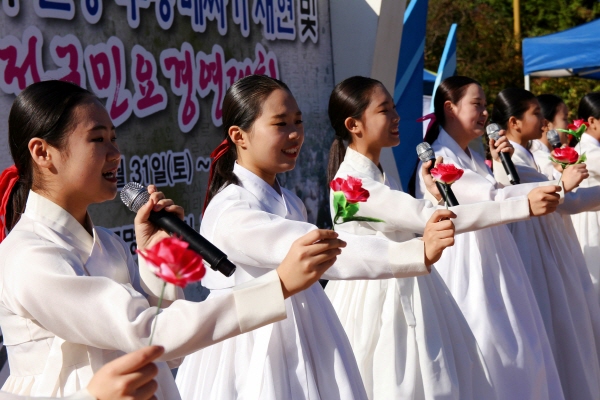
[434,225,563,400]
[570,210,600,305]
[509,213,600,400]
[175,283,368,400]
[325,269,496,400]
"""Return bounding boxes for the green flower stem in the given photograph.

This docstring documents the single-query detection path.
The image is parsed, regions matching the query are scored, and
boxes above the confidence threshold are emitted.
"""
[149,281,166,345]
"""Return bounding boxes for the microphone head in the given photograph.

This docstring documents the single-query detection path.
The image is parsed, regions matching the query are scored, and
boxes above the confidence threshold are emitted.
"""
[416,142,435,162]
[486,123,501,140]
[547,129,562,148]
[120,182,150,213]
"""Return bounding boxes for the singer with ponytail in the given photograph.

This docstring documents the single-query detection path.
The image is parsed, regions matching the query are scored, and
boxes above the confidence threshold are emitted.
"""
[492,87,600,400]
[0,80,346,398]
[323,76,567,400]
[173,74,483,400]
[414,76,566,400]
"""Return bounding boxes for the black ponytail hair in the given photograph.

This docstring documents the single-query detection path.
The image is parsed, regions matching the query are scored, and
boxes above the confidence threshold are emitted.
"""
[204,74,291,207]
[6,80,96,231]
[578,92,600,121]
[408,76,481,195]
[326,76,383,184]
[537,94,564,123]
[491,87,537,130]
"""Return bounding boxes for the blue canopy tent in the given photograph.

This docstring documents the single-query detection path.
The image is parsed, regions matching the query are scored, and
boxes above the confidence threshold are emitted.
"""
[522,18,600,89]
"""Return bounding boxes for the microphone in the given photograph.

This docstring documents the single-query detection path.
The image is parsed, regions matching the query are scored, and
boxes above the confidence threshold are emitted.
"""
[547,129,562,149]
[120,182,236,277]
[486,123,520,185]
[416,142,460,206]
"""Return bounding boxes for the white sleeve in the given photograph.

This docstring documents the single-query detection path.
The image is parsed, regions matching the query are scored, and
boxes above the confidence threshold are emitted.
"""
[209,199,429,279]
[558,185,600,214]
[3,245,287,362]
[341,174,531,235]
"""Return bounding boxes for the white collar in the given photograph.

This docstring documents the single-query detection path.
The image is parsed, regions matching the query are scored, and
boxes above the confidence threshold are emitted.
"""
[344,147,385,183]
[510,140,536,164]
[582,132,600,147]
[23,190,100,264]
[530,139,550,154]
[233,163,288,217]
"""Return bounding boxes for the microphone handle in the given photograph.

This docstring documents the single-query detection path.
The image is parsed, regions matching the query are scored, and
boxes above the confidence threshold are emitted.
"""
[435,181,460,206]
[499,153,520,185]
[148,209,236,277]
[425,158,460,206]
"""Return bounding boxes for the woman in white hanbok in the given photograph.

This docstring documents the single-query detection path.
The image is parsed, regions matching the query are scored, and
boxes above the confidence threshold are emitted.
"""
[175,75,471,399]
[569,93,600,301]
[491,88,600,400]
[322,77,560,400]
[0,81,343,399]
[415,76,564,400]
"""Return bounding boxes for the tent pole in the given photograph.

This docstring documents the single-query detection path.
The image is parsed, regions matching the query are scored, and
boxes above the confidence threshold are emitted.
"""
[524,74,530,90]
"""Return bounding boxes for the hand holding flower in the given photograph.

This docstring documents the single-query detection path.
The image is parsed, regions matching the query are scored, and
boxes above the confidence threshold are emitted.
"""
[423,209,456,268]
[549,146,587,189]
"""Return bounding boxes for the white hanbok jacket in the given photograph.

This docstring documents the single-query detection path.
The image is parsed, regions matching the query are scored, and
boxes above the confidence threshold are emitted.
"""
[504,141,600,400]
[176,162,444,400]
[0,191,288,399]
[416,129,563,400]
[325,147,547,400]
[568,133,600,301]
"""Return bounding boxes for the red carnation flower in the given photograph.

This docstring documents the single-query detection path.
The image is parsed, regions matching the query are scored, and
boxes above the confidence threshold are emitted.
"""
[430,164,464,185]
[550,147,580,165]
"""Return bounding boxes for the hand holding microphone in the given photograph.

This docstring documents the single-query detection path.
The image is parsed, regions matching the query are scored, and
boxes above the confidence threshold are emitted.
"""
[486,123,520,185]
[416,142,460,206]
[121,182,236,277]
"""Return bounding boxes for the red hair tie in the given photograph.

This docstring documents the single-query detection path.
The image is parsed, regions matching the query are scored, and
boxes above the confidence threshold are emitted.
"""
[0,165,19,242]
[417,113,437,134]
[202,139,231,214]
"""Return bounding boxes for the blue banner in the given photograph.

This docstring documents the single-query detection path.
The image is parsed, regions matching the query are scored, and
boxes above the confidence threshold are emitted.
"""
[392,0,428,191]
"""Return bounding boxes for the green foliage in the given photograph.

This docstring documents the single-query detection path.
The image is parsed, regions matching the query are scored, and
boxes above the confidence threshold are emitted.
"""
[425,0,600,116]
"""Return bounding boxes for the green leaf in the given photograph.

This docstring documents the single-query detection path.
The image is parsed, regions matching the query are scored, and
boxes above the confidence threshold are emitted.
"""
[332,192,346,218]
[343,202,360,219]
[577,153,587,164]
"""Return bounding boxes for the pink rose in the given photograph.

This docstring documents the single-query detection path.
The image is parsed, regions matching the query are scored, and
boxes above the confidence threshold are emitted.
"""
[330,176,370,203]
[137,237,205,288]
[551,146,580,165]
[430,163,464,185]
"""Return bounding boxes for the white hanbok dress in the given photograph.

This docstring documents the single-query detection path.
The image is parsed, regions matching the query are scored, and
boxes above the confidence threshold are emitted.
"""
[0,191,289,399]
[325,148,545,399]
[504,141,600,400]
[568,133,600,301]
[415,130,563,400]
[0,389,93,399]
[176,163,438,400]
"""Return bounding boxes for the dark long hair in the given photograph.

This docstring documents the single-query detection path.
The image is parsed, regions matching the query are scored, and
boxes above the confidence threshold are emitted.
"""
[578,92,600,121]
[326,76,382,183]
[6,80,96,231]
[537,94,564,123]
[204,75,290,207]
[491,87,536,129]
[408,76,481,195]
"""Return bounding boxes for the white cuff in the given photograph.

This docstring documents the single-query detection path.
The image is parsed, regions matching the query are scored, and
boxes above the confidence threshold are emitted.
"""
[233,269,287,333]
[388,238,429,278]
